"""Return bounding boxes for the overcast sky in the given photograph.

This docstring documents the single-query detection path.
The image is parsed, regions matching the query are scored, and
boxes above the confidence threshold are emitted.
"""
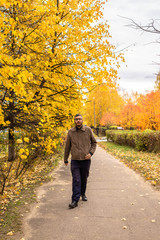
[103,0,160,94]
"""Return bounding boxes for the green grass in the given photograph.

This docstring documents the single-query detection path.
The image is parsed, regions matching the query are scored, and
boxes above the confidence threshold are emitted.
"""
[99,141,160,189]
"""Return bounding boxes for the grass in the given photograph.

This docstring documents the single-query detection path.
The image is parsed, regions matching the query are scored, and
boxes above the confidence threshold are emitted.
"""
[99,141,160,190]
[0,150,63,240]
[0,186,36,240]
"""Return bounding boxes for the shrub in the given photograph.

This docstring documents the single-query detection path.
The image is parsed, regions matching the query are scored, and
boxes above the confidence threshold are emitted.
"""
[106,130,160,152]
[109,126,119,130]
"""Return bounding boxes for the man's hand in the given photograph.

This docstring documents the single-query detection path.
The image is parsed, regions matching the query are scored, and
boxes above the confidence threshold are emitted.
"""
[85,153,91,159]
[64,160,68,166]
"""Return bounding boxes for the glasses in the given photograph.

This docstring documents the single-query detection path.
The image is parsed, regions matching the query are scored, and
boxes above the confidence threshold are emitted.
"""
[74,118,83,121]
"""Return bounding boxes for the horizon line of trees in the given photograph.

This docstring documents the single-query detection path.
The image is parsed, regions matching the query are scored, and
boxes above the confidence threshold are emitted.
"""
[84,73,160,131]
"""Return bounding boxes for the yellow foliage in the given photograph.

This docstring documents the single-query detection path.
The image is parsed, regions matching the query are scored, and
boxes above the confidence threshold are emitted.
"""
[0,0,123,155]
[20,155,27,160]
[17,139,23,144]
[84,84,124,127]
[24,137,29,143]
[19,148,25,155]
[0,106,4,125]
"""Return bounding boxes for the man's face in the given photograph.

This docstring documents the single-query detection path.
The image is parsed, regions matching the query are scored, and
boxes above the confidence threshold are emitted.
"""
[74,116,83,128]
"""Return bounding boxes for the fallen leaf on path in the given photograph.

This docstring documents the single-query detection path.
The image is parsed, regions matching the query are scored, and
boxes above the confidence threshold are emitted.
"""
[61,188,65,191]
[7,231,14,236]
[123,226,127,229]
[151,220,156,223]
[121,218,126,221]
[151,181,156,186]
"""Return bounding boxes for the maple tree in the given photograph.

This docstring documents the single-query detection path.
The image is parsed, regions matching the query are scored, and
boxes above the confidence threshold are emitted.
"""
[0,0,123,166]
[118,91,160,130]
[100,112,118,127]
[136,91,160,130]
[118,101,140,129]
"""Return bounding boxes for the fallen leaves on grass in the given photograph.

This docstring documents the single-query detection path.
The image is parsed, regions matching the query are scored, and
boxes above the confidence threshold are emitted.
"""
[99,142,160,188]
[0,153,62,239]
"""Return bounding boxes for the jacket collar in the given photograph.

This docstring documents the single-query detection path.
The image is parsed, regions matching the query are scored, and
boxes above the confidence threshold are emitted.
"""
[71,125,85,132]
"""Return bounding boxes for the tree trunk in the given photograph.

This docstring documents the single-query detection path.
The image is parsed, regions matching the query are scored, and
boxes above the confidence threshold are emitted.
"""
[8,127,15,162]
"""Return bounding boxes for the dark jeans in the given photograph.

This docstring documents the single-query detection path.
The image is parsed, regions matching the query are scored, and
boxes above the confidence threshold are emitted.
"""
[71,160,91,202]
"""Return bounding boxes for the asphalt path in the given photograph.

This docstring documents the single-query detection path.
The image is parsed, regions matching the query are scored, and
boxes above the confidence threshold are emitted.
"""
[23,145,160,240]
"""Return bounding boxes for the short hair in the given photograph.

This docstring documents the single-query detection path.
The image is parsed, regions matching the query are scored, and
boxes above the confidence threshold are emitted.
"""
[74,114,82,119]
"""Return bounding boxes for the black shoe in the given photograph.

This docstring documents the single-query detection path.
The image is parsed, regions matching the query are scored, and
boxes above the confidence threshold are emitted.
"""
[68,201,78,209]
[81,194,88,201]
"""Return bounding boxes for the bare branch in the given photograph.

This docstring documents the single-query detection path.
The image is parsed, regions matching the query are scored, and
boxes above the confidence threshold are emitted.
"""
[120,16,160,34]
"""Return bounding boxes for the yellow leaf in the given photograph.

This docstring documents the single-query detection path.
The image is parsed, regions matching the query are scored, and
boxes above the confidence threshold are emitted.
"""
[123,226,127,229]
[21,155,27,160]
[151,181,156,186]
[17,139,23,144]
[19,148,25,154]
[24,137,29,143]
[7,231,14,236]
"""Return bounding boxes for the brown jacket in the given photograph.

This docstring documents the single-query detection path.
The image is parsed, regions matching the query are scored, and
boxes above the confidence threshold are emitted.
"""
[64,125,97,161]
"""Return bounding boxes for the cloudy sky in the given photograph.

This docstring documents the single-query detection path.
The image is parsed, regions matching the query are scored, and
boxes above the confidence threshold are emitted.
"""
[103,0,160,94]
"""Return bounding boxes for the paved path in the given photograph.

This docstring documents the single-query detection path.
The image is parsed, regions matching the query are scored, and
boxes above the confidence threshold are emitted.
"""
[95,137,107,142]
[23,146,160,240]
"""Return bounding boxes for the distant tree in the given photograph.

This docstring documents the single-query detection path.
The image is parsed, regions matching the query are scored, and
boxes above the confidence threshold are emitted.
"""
[127,17,160,92]
[100,112,118,128]
[119,101,140,129]
[136,91,160,130]
[84,84,124,127]
[155,72,160,90]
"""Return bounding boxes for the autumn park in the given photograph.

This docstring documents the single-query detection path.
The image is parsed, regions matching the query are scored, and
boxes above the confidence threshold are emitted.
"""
[0,0,160,239]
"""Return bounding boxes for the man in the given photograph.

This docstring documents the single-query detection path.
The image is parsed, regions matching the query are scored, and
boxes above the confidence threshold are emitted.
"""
[64,114,97,209]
